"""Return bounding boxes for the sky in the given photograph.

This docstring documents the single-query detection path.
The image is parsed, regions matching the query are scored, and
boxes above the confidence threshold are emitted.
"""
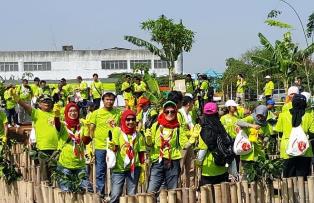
[0,0,313,74]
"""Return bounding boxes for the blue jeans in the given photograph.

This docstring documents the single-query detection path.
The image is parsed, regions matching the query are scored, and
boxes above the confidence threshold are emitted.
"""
[95,149,107,194]
[109,167,141,203]
[147,159,181,193]
[56,165,93,192]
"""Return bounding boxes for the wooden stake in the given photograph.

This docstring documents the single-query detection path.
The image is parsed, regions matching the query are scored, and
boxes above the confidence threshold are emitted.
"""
[298,177,305,203]
[236,182,242,203]
[308,176,314,203]
[127,195,136,203]
[176,189,182,203]
[214,184,222,203]
[230,183,237,203]
[200,186,208,203]
[188,187,196,203]
[242,181,250,203]
[287,178,294,203]
[281,178,288,203]
[48,186,54,203]
[168,190,177,203]
[27,181,34,203]
[221,182,230,203]
[146,193,156,203]
[304,181,309,203]
[292,177,299,203]
[160,190,168,203]
[181,188,189,203]
[137,194,146,203]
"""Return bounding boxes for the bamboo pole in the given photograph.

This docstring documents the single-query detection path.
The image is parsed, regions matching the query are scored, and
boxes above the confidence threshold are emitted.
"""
[176,189,182,203]
[257,181,264,203]
[214,184,222,203]
[281,178,288,203]
[181,188,189,203]
[230,183,237,203]
[92,163,96,193]
[292,177,299,203]
[242,181,250,203]
[305,181,309,203]
[34,185,43,203]
[287,178,294,203]
[160,190,168,203]
[188,187,196,203]
[168,190,177,203]
[308,176,314,203]
[250,182,257,203]
[298,177,305,203]
[127,195,136,203]
[200,186,208,203]
[137,194,145,203]
[48,186,54,203]
[41,183,49,203]
[146,193,156,203]
[27,182,34,203]
[274,179,281,203]
[221,182,230,203]
[236,182,242,203]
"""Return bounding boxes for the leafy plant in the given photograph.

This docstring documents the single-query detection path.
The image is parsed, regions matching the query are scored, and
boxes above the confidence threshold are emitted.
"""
[52,168,87,193]
[0,140,22,184]
[244,156,283,184]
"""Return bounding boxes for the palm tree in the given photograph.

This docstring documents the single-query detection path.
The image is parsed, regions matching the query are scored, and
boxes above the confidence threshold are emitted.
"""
[251,32,298,92]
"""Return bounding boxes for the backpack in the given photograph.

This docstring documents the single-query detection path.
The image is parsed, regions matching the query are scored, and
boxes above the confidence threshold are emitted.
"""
[201,116,235,166]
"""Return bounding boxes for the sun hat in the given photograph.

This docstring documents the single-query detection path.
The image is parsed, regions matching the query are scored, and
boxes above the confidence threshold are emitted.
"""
[225,100,238,107]
[265,75,271,79]
[203,102,218,115]
[288,86,299,96]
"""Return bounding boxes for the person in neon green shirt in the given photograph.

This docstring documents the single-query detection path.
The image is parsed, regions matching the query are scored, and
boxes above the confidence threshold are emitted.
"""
[133,76,146,99]
[236,74,247,104]
[38,80,52,96]
[89,92,121,195]
[109,110,146,203]
[90,73,103,109]
[52,83,68,107]
[146,101,190,192]
[282,86,299,112]
[75,76,89,101]
[30,77,41,98]
[275,94,314,179]
[263,75,274,102]
[55,102,93,192]
[121,75,135,110]
[4,85,18,127]
[185,74,195,94]
[221,100,239,139]
[0,110,8,144]
[16,79,33,123]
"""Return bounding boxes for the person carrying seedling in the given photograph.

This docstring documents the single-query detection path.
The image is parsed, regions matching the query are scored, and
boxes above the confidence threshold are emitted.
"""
[121,75,135,110]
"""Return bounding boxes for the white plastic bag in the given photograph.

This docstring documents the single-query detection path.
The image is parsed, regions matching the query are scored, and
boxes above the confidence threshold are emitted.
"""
[286,126,309,156]
[106,138,116,169]
[233,130,252,155]
[29,127,36,144]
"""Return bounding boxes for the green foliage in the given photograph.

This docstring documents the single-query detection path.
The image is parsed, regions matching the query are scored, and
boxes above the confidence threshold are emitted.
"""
[265,19,293,29]
[52,168,86,193]
[124,15,195,86]
[0,140,22,184]
[244,156,283,183]
[267,10,282,18]
[306,12,314,38]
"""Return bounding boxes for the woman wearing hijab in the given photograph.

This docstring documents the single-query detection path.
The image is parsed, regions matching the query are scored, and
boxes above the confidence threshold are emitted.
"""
[146,101,189,193]
[197,102,234,186]
[236,105,272,169]
[275,94,314,179]
[109,110,146,203]
[54,102,93,192]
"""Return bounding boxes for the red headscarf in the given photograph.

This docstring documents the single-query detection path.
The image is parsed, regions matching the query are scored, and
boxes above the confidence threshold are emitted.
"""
[64,102,80,129]
[157,106,179,129]
[120,109,136,135]
[136,97,150,114]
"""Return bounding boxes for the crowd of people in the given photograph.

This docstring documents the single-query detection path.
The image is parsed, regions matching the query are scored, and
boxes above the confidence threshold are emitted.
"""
[0,73,313,203]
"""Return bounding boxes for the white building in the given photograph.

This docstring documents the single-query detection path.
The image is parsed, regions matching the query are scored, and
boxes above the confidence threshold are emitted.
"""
[0,47,183,80]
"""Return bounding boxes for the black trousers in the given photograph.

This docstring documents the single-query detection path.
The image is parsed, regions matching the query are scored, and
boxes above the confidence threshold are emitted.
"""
[199,172,229,187]
[283,157,311,180]
[93,98,101,109]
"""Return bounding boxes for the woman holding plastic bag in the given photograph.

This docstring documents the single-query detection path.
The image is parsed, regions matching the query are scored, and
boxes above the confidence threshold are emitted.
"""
[235,105,272,178]
[275,94,314,179]
[108,110,146,203]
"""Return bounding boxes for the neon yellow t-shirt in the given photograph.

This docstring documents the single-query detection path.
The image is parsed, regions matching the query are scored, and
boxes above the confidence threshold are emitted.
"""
[275,111,314,159]
[149,123,188,162]
[16,85,32,101]
[121,82,131,92]
[4,89,16,110]
[30,84,41,97]
[91,81,103,99]
[58,124,86,169]
[112,127,146,173]
[77,81,89,100]
[90,108,121,150]
[0,111,8,138]
[32,108,59,150]
[133,81,147,93]
[198,134,228,177]
[236,80,247,94]
[264,81,274,96]
[220,114,238,138]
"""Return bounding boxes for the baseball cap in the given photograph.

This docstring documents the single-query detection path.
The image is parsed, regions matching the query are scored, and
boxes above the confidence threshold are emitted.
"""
[225,100,238,107]
[203,102,218,115]
[38,94,53,103]
[288,86,299,96]
[163,101,177,108]
[265,75,271,79]
[266,99,275,106]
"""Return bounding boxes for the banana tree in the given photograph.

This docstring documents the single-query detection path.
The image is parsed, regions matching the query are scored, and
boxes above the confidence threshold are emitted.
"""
[251,32,298,93]
[124,15,195,88]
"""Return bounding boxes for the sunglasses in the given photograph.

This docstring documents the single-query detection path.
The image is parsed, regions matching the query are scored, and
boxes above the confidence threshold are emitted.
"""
[126,118,136,122]
[164,110,176,115]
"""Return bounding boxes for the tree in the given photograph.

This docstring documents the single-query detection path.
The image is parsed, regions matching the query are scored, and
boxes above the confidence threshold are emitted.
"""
[124,15,195,88]
[22,72,34,80]
[251,32,298,92]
